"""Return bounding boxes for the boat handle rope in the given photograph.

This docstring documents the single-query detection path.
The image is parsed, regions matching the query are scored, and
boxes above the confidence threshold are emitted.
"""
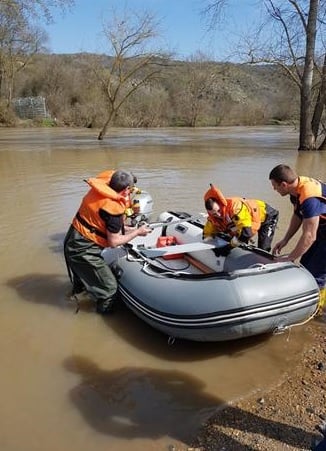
[125,247,173,275]
[126,253,146,263]
[272,306,320,339]
[247,263,266,270]
[141,261,190,278]
[125,246,191,275]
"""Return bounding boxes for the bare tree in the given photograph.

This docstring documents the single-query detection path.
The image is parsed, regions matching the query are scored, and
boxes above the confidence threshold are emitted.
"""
[0,0,74,23]
[312,53,326,148]
[201,0,228,31]
[90,9,168,140]
[0,2,47,104]
[203,0,326,150]
[0,0,74,118]
[173,52,219,127]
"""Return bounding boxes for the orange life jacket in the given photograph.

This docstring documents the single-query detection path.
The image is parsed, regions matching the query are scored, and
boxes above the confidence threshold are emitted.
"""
[204,185,227,209]
[95,169,115,181]
[295,176,326,220]
[204,185,229,231]
[72,173,127,247]
[204,185,263,235]
[95,168,134,213]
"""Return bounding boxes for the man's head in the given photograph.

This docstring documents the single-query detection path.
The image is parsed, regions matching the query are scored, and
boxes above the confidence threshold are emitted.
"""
[205,197,222,218]
[269,164,298,196]
[109,170,135,193]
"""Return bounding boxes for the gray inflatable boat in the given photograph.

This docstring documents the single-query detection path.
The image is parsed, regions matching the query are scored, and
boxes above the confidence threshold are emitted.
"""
[102,211,320,342]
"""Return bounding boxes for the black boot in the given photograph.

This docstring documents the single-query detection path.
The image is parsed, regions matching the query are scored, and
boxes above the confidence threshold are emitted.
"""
[96,297,115,315]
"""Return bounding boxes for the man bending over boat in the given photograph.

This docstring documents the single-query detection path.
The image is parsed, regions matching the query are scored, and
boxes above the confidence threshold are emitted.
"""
[203,184,279,252]
[64,169,152,314]
[269,164,326,311]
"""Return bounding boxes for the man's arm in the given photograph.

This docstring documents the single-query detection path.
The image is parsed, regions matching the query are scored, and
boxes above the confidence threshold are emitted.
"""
[286,216,319,261]
[283,213,302,243]
[99,209,151,248]
[272,213,302,255]
[107,224,152,248]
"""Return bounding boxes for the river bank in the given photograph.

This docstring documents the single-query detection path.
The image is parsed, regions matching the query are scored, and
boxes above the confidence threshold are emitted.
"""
[190,316,326,450]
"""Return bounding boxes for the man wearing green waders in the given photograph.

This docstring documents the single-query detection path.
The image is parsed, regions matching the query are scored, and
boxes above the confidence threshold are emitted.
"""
[64,169,152,314]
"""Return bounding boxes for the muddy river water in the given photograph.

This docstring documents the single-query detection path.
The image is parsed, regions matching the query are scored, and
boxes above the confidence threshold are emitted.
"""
[0,126,325,451]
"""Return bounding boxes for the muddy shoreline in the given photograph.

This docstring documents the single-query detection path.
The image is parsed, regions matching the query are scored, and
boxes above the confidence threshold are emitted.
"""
[190,317,326,451]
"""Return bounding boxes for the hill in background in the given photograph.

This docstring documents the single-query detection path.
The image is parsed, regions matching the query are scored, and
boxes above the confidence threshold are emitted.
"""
[12,53,299,128]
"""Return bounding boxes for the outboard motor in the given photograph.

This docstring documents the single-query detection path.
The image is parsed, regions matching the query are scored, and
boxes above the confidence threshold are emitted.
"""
[126,188,154,226]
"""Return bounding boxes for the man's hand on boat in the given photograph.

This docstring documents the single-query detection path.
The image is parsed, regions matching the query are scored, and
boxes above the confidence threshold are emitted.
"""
[134,220,154,233]
[272,253,293,263]
[272,239,295,262]
[135,223,153,236]
[207,233,247,250]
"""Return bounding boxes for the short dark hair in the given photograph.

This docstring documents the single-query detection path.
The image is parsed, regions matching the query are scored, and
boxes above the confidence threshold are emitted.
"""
[109,170,134,192]
[269,164,297,184]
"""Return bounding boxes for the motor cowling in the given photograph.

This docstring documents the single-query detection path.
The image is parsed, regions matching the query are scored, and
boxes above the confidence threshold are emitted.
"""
[126,189,154,226]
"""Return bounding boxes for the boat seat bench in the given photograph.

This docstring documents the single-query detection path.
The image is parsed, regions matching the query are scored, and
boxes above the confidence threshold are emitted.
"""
[138,240,217,274]
[140,241,216,258]
[183,254,215,274]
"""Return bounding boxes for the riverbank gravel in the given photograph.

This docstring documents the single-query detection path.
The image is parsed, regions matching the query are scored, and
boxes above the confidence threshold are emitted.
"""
[187,316,326,451]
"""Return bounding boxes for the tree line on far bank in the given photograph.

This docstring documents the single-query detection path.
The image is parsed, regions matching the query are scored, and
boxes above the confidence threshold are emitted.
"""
[0,1,325,149]
[8,53,299,132]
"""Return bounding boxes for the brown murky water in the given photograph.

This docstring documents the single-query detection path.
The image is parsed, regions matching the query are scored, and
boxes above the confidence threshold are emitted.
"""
[1,126,325,451]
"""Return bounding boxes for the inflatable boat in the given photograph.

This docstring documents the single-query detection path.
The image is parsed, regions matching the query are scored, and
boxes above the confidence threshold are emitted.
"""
[102,211,320,342]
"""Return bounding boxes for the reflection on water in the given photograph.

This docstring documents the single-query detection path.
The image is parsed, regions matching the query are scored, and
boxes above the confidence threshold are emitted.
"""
[0,127,325,451]
[64,356,221,442]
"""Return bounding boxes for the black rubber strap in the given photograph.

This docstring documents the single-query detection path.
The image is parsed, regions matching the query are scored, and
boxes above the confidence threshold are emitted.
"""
[75,212,107,239]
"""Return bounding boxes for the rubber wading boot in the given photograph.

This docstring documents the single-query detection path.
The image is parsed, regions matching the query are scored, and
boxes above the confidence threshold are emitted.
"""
[96,298,115,315]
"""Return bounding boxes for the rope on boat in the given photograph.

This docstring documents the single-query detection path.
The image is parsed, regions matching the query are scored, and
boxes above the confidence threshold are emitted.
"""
[141,261,190,278]
[272,306,320,339]
[248,263,266,270]
[126,246,191,277]
[126,252,146,263]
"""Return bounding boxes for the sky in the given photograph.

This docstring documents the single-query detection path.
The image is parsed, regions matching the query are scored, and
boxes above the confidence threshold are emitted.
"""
[45,0,262,61]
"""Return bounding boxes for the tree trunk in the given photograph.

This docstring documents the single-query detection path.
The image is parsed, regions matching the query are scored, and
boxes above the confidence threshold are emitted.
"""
[0,66,3,98]
[311,53,326,146]
[98,110,115,140]
[298,0,319,151]
[318,136,326,150]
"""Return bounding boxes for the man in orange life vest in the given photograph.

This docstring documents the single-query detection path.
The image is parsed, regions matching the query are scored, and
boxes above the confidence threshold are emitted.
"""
[203,184,279,252]
[269,164,326,310]
[64,169,152,314]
